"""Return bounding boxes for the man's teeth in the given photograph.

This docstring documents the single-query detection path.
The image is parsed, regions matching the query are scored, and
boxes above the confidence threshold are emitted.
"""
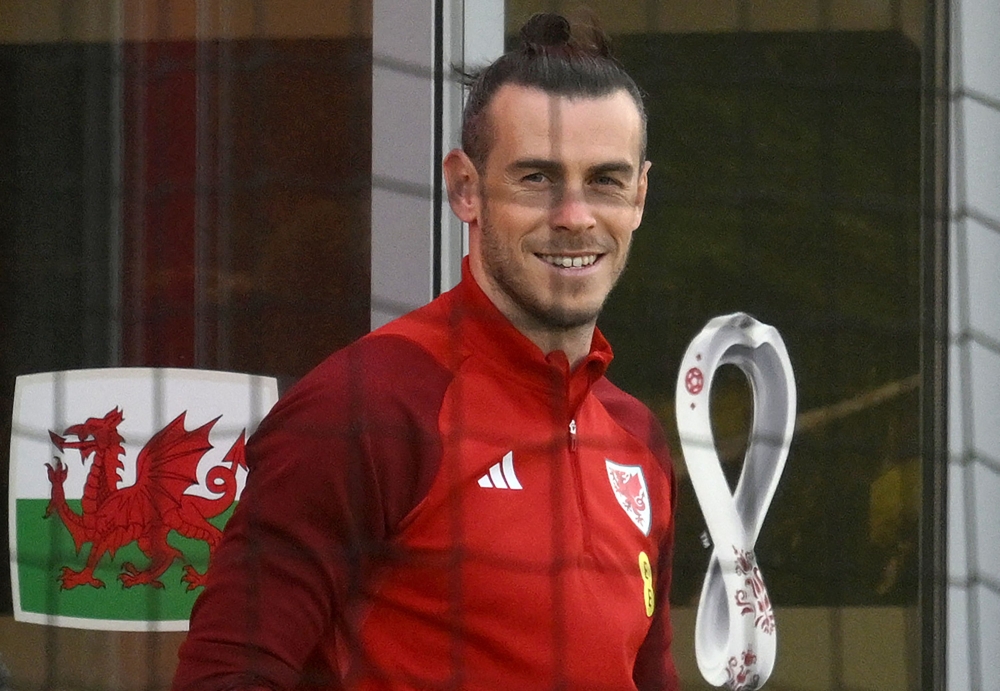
[541,254,598,268]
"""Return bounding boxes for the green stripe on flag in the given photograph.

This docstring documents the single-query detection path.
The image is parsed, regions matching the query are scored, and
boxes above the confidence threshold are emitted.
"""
[15,499,235,622]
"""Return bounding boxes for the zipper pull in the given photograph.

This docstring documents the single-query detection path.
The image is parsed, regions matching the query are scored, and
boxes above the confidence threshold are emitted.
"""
[568,419,578,452]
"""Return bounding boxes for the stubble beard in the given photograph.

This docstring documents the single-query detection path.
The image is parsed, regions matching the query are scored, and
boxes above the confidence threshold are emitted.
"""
[478,205,630,332]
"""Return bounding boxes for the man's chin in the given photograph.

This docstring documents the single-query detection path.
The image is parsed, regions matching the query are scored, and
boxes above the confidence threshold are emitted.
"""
[529,303,602,331]
[492,272,605,331]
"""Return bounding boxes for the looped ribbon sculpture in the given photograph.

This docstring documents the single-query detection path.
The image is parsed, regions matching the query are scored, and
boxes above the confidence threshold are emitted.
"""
[675,313,796,690]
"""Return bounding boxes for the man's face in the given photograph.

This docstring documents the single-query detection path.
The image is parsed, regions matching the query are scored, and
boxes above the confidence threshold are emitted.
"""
[469,84,649,332]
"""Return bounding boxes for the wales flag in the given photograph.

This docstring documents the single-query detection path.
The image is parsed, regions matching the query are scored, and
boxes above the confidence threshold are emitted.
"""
[9,368,278,631]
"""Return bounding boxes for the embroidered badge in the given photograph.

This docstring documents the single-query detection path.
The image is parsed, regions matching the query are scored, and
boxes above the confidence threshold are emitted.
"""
[605,460,651,535]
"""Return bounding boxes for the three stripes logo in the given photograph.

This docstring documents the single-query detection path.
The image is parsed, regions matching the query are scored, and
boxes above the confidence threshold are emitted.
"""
[477,451,522,490]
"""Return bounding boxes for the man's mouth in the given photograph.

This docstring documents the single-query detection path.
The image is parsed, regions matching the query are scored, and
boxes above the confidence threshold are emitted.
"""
[537,253,600,269]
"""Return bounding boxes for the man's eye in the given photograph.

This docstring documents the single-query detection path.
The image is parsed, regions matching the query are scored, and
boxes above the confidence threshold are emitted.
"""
[521,172,548,184]
[595,175,624,187]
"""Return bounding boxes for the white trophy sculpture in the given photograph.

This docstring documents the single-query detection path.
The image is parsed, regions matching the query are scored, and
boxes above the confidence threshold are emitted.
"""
[675,313,796,690]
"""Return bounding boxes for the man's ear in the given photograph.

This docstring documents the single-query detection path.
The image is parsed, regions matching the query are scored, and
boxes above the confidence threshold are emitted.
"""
[633,160,652,227]
[443,149,480,224]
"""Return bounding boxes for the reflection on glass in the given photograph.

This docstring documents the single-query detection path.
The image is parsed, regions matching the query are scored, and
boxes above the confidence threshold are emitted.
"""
[505,2,922,689]
[0,1,373,685]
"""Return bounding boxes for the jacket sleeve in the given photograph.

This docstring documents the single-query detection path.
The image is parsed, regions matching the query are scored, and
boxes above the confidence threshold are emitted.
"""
[172,336,447,691]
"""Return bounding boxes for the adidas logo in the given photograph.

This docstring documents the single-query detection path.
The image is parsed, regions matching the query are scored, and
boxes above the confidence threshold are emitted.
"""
[477,451,522,490]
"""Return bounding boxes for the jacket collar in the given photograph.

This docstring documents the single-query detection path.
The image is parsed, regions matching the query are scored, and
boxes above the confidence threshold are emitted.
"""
[450,257,613,412]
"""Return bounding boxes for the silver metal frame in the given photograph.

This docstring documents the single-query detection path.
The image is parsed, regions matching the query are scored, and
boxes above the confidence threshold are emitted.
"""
[370,0,503,328]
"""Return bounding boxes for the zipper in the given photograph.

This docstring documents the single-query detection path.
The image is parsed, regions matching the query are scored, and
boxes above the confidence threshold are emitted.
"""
[567,417,592,555]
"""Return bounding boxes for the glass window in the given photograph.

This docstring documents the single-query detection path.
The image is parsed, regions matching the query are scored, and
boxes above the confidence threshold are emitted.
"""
[505,1,924,688]
[0,0,934,686]
[0,1,372,684]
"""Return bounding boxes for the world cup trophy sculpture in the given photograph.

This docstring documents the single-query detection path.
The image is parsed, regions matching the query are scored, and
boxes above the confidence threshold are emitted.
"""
[675,313,797,690]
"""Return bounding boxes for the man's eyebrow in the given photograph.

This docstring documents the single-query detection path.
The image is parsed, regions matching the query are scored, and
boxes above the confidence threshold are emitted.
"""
[508,158,562,173]
[589,161,635,176]
[507,159,636,176]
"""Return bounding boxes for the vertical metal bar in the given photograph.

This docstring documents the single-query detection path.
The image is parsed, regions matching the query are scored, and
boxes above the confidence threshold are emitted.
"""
[433,0,444,297]
[371,0,436,328]
[919,0,950,687]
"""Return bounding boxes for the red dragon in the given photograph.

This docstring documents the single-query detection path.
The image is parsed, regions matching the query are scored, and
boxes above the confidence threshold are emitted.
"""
[44,407,246,591]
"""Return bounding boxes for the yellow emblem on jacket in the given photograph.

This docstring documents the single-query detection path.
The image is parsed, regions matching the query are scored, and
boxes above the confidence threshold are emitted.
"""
[639,551,654,617]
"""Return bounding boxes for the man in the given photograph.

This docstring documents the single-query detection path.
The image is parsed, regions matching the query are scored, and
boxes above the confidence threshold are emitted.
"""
[174,13,678,691]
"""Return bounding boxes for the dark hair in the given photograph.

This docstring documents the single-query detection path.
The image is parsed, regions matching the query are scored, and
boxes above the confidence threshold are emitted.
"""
[461,13,647,170]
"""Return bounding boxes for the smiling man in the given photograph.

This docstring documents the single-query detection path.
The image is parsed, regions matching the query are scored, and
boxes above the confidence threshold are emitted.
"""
[446,83,649,365]
[174,13,678,691]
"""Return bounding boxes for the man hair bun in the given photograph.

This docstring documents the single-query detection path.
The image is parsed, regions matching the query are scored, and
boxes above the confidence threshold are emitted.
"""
[520,13,572,49]
[519,12,614,60]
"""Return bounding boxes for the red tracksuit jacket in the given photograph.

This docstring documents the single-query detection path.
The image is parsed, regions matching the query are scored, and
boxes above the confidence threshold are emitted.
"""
[174,262,679,690]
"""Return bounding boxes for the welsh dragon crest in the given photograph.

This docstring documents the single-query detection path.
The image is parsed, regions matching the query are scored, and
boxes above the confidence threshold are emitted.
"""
[44,407,245,591]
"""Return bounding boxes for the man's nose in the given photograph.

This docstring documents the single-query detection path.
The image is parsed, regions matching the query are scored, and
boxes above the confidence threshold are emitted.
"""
[549,186,596,232]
